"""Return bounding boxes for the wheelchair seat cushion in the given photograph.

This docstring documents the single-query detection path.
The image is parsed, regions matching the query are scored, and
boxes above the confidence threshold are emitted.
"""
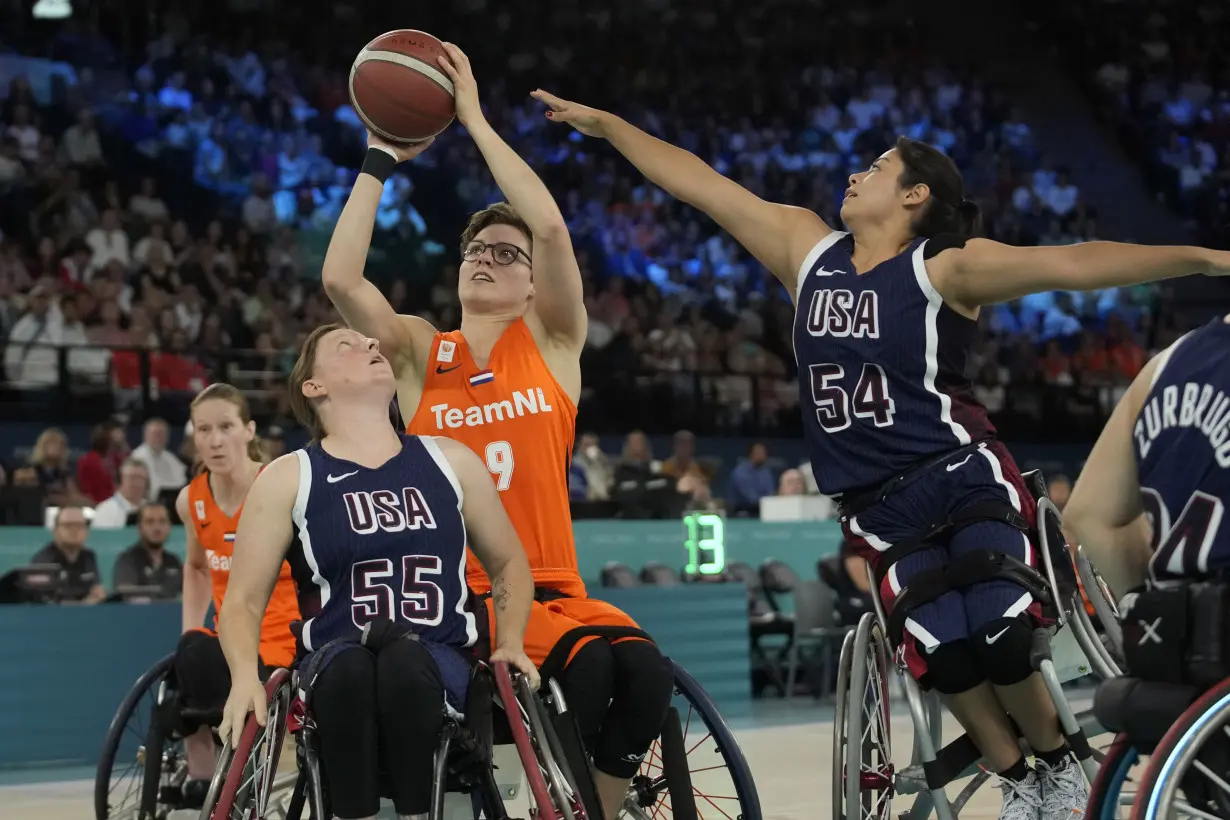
[1093,676,1200,753]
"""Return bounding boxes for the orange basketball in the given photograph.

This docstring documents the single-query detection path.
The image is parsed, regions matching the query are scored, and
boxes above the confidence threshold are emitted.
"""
[349,30,456,144]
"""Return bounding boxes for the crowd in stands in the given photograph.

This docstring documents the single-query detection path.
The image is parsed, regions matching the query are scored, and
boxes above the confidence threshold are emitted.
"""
[1041,0,1230,249]
[0,0,1185,548]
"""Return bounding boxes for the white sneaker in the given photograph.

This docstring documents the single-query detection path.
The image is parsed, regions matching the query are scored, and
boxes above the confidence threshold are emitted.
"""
[998,768,1043,820]
[1036,757,1089,820]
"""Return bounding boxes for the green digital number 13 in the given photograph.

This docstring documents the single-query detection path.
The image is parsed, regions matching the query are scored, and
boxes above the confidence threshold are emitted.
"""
[684,513,725,575]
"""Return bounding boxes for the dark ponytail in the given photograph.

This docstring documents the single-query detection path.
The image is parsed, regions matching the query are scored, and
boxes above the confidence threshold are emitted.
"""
[894,136,983,241]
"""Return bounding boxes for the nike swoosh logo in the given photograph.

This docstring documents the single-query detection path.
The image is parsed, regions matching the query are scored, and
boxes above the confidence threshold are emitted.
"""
[985,625,1011,645]
[816,267,846,277]
[326,471,358,484]
[945,455,973,472]
[436,364,461,374]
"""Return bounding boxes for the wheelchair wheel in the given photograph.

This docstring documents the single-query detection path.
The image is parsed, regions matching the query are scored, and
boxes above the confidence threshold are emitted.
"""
[493,661,568,819]
[1132,676,1230,820]
[205,669,293,820]
[95,653,185,820]
[624,660,763,820]
[833,613,892,820]
[1086,735,1140,820]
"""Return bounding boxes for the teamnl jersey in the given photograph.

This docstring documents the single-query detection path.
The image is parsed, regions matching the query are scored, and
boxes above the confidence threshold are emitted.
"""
[792,232,995,496]
[1133,318,1230,582]
[285,435,478,653]
[406,319,582,597]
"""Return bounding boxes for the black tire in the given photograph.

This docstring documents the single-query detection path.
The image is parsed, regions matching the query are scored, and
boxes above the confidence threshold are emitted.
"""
[95,653,177,820]
[659,706,698,820]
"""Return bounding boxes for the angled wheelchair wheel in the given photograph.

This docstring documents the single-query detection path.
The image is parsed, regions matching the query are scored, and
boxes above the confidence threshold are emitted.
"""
[833,613,892,820]
[95,652,186,820]
[1131,676,1230,820]
[204,669,293,820]
[1085,734,1142,820]
[624,659,763,820]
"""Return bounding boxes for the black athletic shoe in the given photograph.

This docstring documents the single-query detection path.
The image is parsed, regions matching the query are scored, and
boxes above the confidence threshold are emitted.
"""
[181,778,210,810]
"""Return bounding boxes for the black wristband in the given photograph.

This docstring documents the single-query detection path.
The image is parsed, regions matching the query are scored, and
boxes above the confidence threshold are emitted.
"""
[360,146,398,183]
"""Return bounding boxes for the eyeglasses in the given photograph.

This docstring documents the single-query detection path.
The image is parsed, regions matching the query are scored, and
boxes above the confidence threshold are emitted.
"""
[462,241,532,267]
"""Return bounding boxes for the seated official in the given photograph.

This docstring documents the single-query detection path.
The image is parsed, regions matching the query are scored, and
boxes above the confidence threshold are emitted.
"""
[30,505,105,604]
[112,501,181,601]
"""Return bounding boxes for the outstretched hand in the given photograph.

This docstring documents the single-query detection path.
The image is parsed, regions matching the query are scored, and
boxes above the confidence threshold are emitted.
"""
[531,90,613,139]
[436,42,483,128]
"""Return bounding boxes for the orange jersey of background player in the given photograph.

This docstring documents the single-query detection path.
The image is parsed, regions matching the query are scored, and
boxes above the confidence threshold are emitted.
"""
[186,471,299,667]
[406,318,583,597]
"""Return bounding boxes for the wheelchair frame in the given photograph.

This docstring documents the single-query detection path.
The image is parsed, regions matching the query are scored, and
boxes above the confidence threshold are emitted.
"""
[832,483,1124,820]
[94,652,298,820]
[203,655,763,820]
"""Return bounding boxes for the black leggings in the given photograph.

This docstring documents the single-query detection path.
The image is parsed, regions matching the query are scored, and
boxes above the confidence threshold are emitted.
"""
[311,640,445,818]
[558,638,675,779]
[175,630,271,710]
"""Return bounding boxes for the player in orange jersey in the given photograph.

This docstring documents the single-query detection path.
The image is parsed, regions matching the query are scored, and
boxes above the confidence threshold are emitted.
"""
[175,383,299,805]
[321,44,673,819]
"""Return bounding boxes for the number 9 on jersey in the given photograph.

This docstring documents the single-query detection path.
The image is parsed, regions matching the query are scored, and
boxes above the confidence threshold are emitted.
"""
[485,440,514,491]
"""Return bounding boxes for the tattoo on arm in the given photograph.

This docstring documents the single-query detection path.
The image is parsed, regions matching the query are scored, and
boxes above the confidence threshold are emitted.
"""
[492,575,511,613]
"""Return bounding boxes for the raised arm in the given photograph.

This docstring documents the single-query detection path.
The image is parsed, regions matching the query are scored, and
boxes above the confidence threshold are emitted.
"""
[320,138,438,368]
[434,437,538,688]
[216,454,298,744]
[929,239,1230,312]
[439,46,585,347]
[533,90,830,298]
[178,487,212,632]
[1063,352,1162,598]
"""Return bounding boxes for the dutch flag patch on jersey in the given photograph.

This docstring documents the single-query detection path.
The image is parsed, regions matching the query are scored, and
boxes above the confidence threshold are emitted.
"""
[469,370,495,386]
[223,533,236,542]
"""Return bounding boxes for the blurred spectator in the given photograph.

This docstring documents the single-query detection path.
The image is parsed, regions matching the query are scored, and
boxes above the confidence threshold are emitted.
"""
[1048,475,1072,511]
[112,502,181,601]
[92,458,150,528]
[27,426,80,506]
[59,108,105,170]
[30,505,105,604]
[726,442,775,517]
[661,429,708,483]
[128,176,169,223]
[77,420,119,504]
[130,417,187,500]
[3,283,58,387]
[618,431,660,475]
[572,432,614,501]
[777,468,806,496]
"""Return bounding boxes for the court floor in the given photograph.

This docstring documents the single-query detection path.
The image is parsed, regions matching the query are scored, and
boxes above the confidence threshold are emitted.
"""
[6,699,1097,820]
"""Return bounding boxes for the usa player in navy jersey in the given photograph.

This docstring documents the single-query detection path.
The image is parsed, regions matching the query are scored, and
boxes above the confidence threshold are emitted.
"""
[1066,315,1230,598]
[535,90,1230,819]
[217,323,535,820]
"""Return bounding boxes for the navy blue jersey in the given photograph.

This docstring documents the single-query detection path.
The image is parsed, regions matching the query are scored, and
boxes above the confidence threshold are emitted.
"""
[286,434,477,652]
[1134,319,1230,581]
[792,232,995,496]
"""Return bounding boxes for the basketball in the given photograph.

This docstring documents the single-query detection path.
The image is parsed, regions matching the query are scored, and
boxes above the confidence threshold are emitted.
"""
[349,29,456,144]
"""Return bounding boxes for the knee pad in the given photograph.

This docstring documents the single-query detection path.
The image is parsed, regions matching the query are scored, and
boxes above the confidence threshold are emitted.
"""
[921,640,986,695]
[560,639,617,750]
[591,640,675,779]
[174,630,230,709]
[970,617,1035,686]
[611,640,674,719]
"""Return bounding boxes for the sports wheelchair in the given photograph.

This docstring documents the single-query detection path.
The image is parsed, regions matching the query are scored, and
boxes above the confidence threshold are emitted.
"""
[94,651,297,820]
[1085,581,1230,819]
[832,469,1125,820]
[203,628,761,820]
